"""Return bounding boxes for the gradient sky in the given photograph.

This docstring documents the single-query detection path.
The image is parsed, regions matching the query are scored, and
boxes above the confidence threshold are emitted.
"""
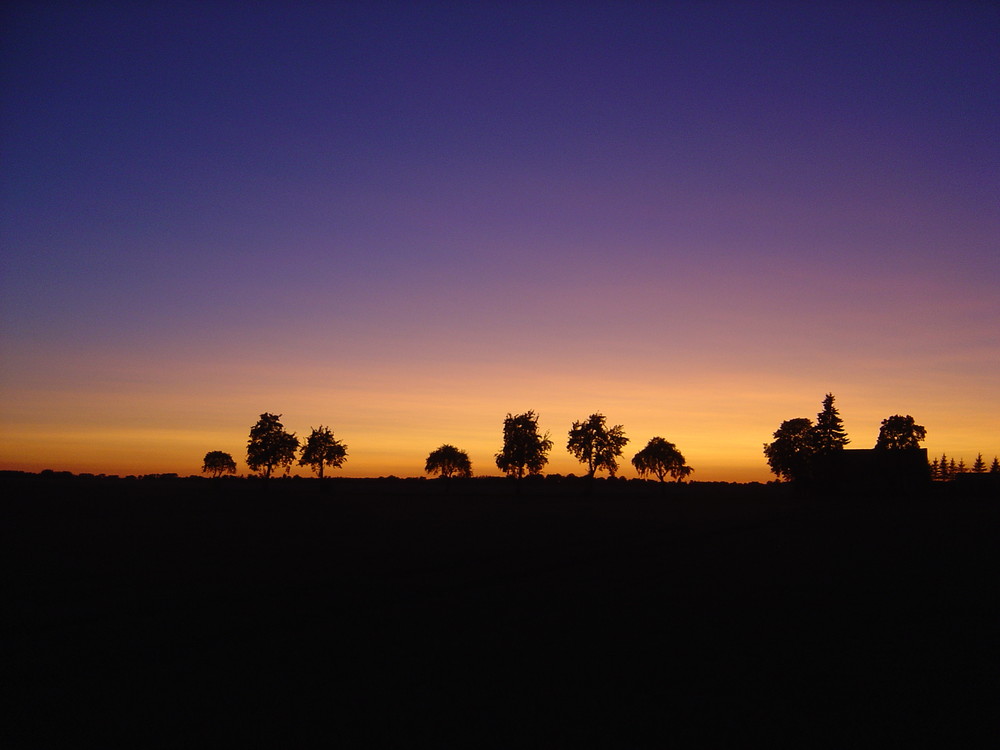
[2,1,998,480]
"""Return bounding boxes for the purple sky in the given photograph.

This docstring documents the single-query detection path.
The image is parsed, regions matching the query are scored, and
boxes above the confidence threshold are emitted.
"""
[2,2,998,478]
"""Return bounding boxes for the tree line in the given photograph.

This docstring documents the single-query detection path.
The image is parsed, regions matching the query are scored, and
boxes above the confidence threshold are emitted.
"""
[762,394,933,482]
[761,393,997,483]
[930,453,1000,480]
[203,411,693,482]
[200,398,993,483]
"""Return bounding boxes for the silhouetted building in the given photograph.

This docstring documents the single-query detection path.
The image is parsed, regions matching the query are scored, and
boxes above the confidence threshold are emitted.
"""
[814,448,930,492]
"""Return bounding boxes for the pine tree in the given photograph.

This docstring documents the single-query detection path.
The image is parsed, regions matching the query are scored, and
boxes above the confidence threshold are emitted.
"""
[972,453,986,473]
[990,457,1000,473]
[812,393,850,452]
[948,458,958,477]
[929,457,939,480]
[957,459,967,474]
[939,453,949,480]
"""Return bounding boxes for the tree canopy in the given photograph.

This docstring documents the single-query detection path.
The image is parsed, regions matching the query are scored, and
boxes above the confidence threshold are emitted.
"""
[425,444,473,478]
[763,417,815,482]
[246,413,299,479]
[495,411,553,478]
[299,425,348,478]
[202,451,236,478]
[567,413,629,478]
[631,437,693,483]
[874,415,926,450]
[764,394,852,482]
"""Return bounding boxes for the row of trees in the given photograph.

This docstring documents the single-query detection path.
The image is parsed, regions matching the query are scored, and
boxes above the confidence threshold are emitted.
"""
[931,453,1000,480]
[762,394,930,482]
[491,410,693,482]
[204,411,694,482]
[203,414,348,479]
[204,402,987,483]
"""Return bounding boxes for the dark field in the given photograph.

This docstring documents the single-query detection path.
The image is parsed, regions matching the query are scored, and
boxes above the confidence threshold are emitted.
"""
[4,475,998,747]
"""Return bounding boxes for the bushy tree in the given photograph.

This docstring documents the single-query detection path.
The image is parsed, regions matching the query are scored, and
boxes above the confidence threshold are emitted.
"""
[631,437,693,483]
[247,413,299,478]
[495,411,553,478]
[425,444,473,478]
[674,464,694,482]
[874,415,926,450]
[972,453,986,473]
[299,425,348,478]
[812,393,850,452]
[202,451,237,478]
[764,395,851,483]
[567,413,629,478]
[763,417,815,482]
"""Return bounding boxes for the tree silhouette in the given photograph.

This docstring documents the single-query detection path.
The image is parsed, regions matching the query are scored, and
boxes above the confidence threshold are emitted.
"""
[674,464,694,482]
[874,415,926,450]
[202,451,236,478]
[812,393,850,452]
[763,417,815,482]
[299,425,348,478]
[495,411,553,478]
[990,457,1000,473]
[631,437,693,483]
[425,444,473,478]
[971,453,986,473]
[246,413,299,479]
[567,413,629,478]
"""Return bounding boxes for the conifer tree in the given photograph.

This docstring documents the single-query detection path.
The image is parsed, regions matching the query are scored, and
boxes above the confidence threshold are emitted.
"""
[990,457,1000,473]
[812,393,850,452]
[929,457,939,480]
[971,453,986,473]
[948,458,958,476]
[939,453,949,480]
[957,459,967,474]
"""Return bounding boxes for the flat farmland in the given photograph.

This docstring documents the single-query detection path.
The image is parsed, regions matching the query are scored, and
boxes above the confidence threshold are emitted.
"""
[4,476,997,747]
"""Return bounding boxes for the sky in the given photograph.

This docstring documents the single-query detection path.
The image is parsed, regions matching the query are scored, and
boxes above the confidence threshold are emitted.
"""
[2,1,998,480]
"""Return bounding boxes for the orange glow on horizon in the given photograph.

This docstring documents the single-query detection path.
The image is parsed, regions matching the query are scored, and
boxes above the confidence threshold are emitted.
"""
[2,364,996,482]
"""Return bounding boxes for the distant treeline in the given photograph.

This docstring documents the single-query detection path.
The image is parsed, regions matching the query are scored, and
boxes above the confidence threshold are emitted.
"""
[204,411,695,483]
[931,453,999,479]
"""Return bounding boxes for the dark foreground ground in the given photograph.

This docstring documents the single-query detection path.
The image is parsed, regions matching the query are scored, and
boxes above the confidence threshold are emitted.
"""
[3,475,998,747]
